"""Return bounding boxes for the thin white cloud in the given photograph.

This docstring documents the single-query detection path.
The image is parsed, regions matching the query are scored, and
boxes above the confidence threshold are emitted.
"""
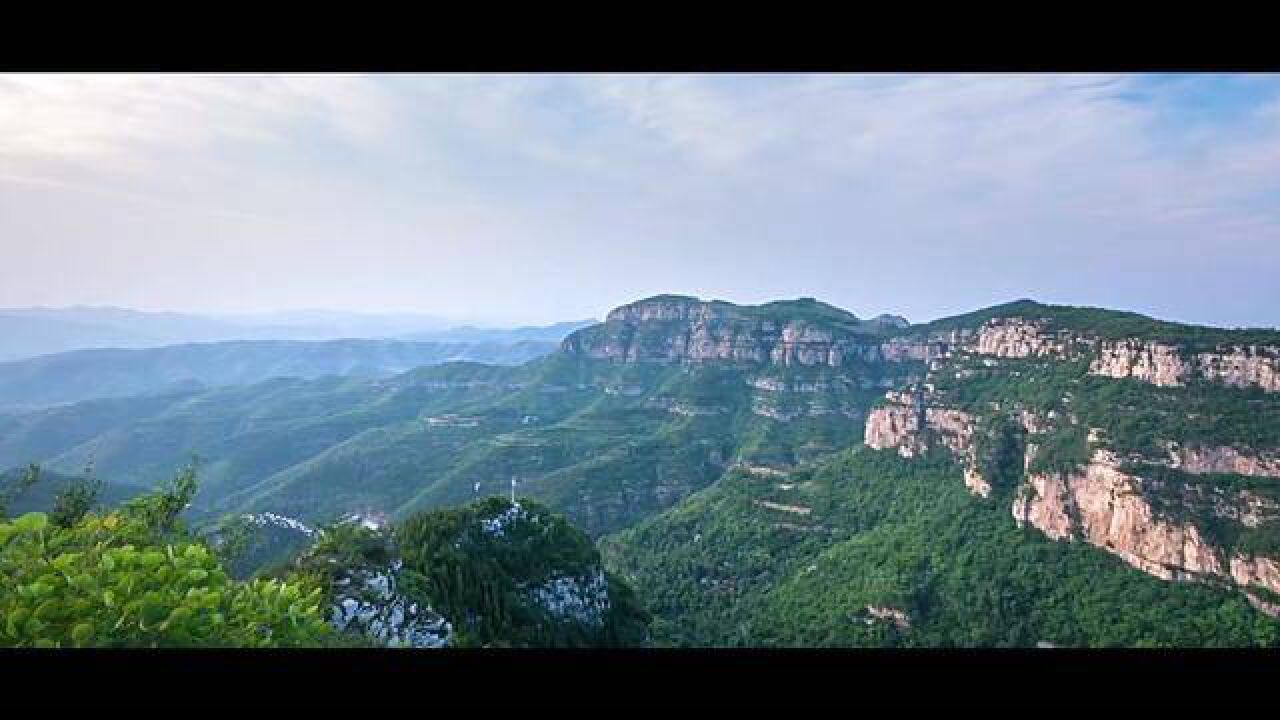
[0,74,397,159]
[0,73,1278,326]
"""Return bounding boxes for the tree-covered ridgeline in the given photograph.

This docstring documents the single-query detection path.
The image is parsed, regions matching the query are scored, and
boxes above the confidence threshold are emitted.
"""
[1,462,651,648]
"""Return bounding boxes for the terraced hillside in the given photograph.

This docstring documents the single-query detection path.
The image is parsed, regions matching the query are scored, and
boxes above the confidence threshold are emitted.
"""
[0,297,922,535]
[5,294,1280,646]
[603,299,1280,645]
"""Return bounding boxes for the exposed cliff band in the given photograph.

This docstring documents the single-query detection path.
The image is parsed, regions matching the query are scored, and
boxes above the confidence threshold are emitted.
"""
[960,318,1280,393]
[561,296,938,368]
[1012,446,1280,615]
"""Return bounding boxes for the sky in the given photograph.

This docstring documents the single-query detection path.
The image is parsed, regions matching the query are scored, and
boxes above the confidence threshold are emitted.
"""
[1,73,1278,328]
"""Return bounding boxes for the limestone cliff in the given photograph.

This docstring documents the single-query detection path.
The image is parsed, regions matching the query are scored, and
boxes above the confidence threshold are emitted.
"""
[1167,443,1280,479]
[864,389,990,497]
[582,294,1280,612]
[864,377,1280,613]
[1090,342,1280,392]
[968,318,1076,359]
[594,294,1280,621]
[562,295,935,369]
[1089,340,1191,387]
[943,314,1280,393]
[1011,446,1280,612]
[1196,347,1280,393]
[863,391,925,456]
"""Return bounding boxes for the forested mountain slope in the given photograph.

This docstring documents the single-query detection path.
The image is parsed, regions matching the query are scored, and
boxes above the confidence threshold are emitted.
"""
[4,295,1279,646]
[604,299,1280,645]
[0,296,924,533]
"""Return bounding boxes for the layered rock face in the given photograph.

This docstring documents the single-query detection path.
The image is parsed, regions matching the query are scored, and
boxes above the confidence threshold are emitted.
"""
[864,391,925,455]
[957,318,1280,393]
[969,318,1074,359]
[865,386,1280,612]
[1168,444,1280,479]
[1013,448,1224,579]
[580,296,1280,612]
[851,300,1280,616]
[1197,348,1280,393]
[864,390,990,497]
[1229,557,1280,614]
[1090,343,1280,392]
[1011,447,1280,610]
[879,337,949,363]
[563,296,936,368]
[1089,341,1191,387]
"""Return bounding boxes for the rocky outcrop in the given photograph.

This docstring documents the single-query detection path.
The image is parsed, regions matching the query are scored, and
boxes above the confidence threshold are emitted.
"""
[864,391,926,456]
[328,558,453,648]
[525,569,611,628]
[1229,556,1280,612]
[1089,340,1280,393]
[1167,443,1280,479]
[1197,348,1280,393]
[968,319,1073,359]
[1018,409,1056,435]
[562,296,933,369]
[1089,340,1192,387]
[964,465,993,499]
[862,605,911,630]
[1014,448,1224,578]
[877,337,948,363]
[864,390,991,497]
[1010,465,1074,541]
[1011,447,1280,614]
[925,407,977,458]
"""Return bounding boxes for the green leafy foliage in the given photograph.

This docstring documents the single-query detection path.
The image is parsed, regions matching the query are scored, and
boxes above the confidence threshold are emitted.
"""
[0,467,331,648]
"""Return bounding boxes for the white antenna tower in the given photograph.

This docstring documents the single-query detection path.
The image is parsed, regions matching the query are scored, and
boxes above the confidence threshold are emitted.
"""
[510,475,517,504]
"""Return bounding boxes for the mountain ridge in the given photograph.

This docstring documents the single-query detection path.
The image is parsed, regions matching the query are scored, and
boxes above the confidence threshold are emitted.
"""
[4,293,1280,645]
[0,337,560,411]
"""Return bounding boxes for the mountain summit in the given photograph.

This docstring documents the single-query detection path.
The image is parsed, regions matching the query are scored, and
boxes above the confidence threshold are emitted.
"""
[562,295,917,366]
[4,294,1280,647]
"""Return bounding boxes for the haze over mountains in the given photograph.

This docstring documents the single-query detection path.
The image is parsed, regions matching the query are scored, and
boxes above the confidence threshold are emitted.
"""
[9,74,1280,654]
[0,307,593,408]
[0,338,568,410]
[4,292,1280,647]
[0,305,594,362]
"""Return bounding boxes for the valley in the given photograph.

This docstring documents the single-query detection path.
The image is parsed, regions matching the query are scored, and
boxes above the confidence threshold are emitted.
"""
[4,294,1280,647]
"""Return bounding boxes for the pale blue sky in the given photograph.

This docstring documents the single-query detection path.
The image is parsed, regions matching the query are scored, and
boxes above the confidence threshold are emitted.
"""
[1,73,1278,327]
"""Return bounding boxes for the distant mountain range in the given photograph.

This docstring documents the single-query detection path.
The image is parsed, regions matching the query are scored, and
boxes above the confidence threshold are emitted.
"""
[399,319,599,344]
[4,294,1279,647]
[0,305,596,361]
[0,337,563,410]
